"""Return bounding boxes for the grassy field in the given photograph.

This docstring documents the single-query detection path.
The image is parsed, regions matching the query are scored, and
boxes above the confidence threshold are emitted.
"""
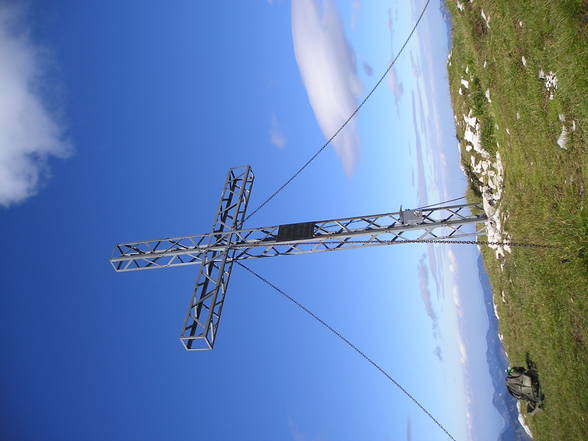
[445,1,588,440]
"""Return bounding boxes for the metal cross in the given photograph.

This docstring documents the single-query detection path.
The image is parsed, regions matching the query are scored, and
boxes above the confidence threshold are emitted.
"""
[110,166,487,351]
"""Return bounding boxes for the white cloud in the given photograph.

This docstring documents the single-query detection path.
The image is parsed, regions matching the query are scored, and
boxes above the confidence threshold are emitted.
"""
[0,4,69,207]
[447,248,457,273]
[387,65,404,106]
[452,284,461,312]
[270,113,287,148]
[291,0,361,175]
[362,61,373,77]
[351,0,361,30]
[457,335,468,364]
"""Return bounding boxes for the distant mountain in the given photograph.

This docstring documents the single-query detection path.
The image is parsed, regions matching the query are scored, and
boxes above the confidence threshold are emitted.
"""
[439,0,453,46]
[476,256,533,441]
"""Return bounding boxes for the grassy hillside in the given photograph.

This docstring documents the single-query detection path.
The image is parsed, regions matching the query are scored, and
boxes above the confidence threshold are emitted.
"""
[445,1,588,440]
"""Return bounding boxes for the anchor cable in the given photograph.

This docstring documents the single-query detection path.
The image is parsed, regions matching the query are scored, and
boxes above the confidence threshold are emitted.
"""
[245,0,432,222]
[416,196,465,210]
[237,260,457,441]
[233,238,560,250]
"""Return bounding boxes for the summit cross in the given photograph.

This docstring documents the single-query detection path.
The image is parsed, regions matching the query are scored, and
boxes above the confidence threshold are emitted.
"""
[110,166,487,351]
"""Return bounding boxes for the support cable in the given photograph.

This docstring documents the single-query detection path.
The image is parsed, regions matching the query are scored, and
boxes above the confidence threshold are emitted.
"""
[416,196,465,210]
[237,261,457,441]
[244,0,432,222]
[231,238,559,250]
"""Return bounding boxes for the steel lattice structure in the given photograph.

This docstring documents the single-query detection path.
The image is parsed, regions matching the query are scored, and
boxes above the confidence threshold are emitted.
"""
[110,166,487,350]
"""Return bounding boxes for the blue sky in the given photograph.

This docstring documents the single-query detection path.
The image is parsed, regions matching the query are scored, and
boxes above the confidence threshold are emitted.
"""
[0,1,506,440]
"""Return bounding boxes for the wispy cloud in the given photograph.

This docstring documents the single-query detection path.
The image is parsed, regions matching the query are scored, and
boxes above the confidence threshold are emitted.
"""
[385,8,404,108]
[433,345,443,361]
[406,417,412,441]
[351,0,361,30]
[362,61,373,77]
[291,0,361,175]
[458,337,468,364]
[270,113,287,148]
[447,248,457,273]
[417,253,439,333]
[0,4,70,207]
[387,66,404,106]
[452,284,462,315]
[288,416,321,441]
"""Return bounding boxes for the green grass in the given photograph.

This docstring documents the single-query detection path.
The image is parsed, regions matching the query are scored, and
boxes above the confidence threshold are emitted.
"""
[446,1,588,439]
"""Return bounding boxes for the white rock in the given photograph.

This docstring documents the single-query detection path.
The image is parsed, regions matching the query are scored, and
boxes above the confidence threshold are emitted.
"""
[485,88,491,102]
[557,125,568,149]
[516,112,520,120]
[521,56,527,67]
[461,78,469,89]
[538,69,545,80]
[456,0,464,11]
[481,9,490,27]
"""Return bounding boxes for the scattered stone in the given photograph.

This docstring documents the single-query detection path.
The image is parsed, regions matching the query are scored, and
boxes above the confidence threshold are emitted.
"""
[481,9,491,28]
[461,78,470,88]
[538,71,558,100]
[538,69,545,80]
[485,88,491,103]
[516,112,520,120]
[456,0,464,12]
[493,302,500,319]
[521,56,527,67]
[557,126,568,149]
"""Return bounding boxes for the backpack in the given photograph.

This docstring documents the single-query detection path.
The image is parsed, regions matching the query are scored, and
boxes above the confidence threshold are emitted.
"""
[506,356,545,414]
[506,368,538,402]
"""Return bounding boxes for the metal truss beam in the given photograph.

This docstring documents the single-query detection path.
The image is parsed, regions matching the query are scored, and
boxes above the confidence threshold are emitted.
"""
[110,203,487,272]
[179,166,254,351]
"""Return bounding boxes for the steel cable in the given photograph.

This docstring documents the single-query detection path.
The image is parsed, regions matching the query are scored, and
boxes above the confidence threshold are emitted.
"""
[244,0,433,222]
[237,261,457,441]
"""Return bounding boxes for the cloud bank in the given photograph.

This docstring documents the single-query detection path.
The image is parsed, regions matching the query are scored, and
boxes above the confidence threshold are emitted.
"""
[0,4,69,207]
[291,0,361,175]
[270,113,287,148]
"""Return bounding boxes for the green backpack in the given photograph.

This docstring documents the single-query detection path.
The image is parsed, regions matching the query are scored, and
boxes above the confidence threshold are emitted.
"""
[506,366,544,413]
